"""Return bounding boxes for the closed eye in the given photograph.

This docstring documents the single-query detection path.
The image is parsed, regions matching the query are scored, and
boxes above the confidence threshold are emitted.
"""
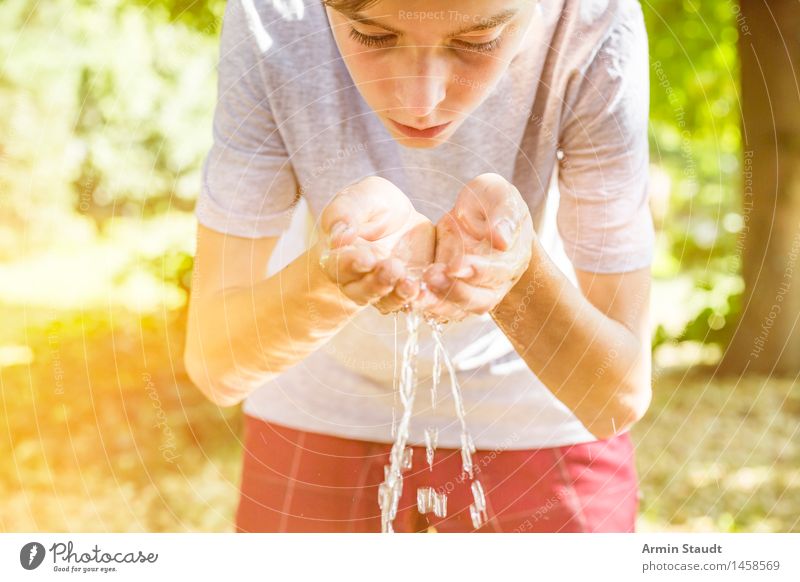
[349,27,395,48]
[450,36,503,54]
[348,27,505,54]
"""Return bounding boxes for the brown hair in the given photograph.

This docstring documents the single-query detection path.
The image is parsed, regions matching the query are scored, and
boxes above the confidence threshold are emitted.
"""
[322,0,383,12]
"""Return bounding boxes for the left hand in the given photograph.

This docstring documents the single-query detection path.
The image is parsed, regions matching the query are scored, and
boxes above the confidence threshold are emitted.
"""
[414,173,535,323]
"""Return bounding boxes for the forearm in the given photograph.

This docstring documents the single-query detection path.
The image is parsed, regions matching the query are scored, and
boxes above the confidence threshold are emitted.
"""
[185,241,364,406]
[490,237,651,439]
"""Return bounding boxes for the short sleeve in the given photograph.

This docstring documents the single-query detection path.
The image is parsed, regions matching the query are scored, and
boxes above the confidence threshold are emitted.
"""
[195,0,300,238]
[556,6,655,274]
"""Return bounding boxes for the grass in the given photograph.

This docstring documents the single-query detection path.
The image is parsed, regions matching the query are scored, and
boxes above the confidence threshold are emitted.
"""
[0,301,797,532]
[633,365,799,532]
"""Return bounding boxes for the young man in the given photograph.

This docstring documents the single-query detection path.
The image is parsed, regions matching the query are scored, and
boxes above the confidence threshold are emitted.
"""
[184,0,655,532]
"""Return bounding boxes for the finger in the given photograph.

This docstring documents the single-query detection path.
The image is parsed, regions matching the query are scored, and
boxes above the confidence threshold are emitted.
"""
[434,213,469,267]
[419,294,471,323]
[373,276,421,314]
[488,216,520,253]
[320,245,378,286]
[454,173,526,251]
[321,177,411,244]
[397,218,437,270]
[341,256,405,306]
[447,281,500,315]
[322,218,359,249]
[414,282,469,322]
[423,268,500,315]
[444,253,518,288]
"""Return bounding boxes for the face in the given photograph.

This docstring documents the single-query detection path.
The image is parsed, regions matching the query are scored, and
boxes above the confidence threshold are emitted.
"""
[324,0,537,148]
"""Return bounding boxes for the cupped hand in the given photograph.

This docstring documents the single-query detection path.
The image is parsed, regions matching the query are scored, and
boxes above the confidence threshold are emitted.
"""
[314,176,435,309]
[415,173,535,323]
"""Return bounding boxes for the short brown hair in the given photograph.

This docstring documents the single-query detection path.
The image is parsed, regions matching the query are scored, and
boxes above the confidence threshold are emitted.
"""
[322,0,383,12]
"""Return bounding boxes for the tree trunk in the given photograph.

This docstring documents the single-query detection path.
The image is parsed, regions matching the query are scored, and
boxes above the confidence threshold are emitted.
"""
[722,0,800,375]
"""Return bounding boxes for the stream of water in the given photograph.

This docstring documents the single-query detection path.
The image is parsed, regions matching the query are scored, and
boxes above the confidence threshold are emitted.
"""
[316,242,487,532]
[378,305,487,533]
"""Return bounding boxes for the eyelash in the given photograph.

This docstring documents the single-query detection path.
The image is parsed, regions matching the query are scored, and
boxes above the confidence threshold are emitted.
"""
[347,27,503,54]
[348,28,394,48]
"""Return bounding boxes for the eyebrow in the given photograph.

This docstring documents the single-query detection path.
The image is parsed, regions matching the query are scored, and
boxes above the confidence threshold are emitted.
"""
[343,8,519,37]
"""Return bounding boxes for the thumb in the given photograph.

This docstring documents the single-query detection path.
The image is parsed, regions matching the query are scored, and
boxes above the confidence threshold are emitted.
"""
[323,177,409,244]
[320,197,359,248]
[488,214,519,252]
[453,173,523,251]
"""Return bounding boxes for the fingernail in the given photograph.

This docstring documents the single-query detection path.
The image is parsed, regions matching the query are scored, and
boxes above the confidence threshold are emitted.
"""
[495,218,516,247]
[330,221,350,241]
[447,264,474,279]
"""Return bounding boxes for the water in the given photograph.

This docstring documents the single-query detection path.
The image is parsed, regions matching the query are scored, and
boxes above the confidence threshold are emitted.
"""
[424,427,438,471]
[429,319,487,530]
[417,486,447,518]
[377,308,422,533]
[380,305,488,533]
[391,312,399,440]
[470,480,488,529]
[316,246,488,532]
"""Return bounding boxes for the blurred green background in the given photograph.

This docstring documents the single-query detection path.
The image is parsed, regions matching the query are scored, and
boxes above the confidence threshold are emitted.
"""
[0,0,797,532]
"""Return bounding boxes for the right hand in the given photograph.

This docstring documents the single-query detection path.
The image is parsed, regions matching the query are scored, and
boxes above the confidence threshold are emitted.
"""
[314,176,435,310]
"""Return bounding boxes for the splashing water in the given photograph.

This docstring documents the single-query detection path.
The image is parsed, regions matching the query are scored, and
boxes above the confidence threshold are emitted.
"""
[470,480,488,529]
[417,486,447,518]
[316,245,487,532]
[391,312,399,439]
[379,305,488,532]
[428,319,487,529]
[377,308,422,533]
[424,427,438,471]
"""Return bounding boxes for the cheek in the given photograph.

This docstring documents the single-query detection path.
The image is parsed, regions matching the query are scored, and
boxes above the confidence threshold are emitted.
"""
[340,50,395,108]
[449,59,509,107]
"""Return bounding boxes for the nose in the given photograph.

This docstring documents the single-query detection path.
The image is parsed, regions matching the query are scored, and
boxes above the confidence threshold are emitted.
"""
[393,51,447,119]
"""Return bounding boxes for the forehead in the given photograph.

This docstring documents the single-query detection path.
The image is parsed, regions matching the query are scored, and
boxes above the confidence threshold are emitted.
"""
[331,0,525,36]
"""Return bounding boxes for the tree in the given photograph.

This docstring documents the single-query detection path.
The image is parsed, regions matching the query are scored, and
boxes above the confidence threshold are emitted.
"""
[722,1,800,375]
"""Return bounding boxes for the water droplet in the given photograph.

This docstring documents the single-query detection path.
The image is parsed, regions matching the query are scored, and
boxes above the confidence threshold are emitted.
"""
[401,447,413,471]
[424,427,438,471]
[469,503,488,529]
[417,487,448,518]
[471,480,486,512]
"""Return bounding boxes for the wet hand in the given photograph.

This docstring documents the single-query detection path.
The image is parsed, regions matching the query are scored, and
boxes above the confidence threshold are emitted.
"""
[415,173,535,323]
[315,176,435,309]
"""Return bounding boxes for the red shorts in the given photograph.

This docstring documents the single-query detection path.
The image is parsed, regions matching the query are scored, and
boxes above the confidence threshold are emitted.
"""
[235,414,641,533]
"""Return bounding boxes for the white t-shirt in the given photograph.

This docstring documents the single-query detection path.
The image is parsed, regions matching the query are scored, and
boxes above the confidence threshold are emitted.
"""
[195,0,655,449]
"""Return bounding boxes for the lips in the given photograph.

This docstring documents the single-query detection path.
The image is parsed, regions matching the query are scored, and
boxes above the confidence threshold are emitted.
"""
[389,119,452,139]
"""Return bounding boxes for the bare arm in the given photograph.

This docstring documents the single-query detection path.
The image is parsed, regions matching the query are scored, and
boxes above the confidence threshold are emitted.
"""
[183,223,364,407]
[184,177,435,407]
[490,236,652,439]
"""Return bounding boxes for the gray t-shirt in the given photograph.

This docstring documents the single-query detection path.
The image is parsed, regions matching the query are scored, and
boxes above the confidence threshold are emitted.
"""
[195,0,655,448]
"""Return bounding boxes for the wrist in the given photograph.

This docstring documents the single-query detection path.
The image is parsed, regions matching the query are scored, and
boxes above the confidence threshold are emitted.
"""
[490,235,544,322]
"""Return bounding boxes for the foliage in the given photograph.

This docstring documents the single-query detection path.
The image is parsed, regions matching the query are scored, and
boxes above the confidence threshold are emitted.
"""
[0,0,217,255]
[643,0,744,349]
